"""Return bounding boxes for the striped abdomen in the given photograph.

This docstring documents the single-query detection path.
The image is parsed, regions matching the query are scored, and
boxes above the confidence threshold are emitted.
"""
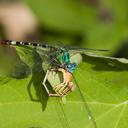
[0,40,53,49]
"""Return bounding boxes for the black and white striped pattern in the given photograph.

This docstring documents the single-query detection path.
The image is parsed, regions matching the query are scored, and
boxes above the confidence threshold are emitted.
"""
[0,40,110,52]
[0,40,54,49]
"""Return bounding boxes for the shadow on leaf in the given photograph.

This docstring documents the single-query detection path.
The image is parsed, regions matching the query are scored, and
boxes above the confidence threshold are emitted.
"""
[27,49,49,111]
[82,54,128,71]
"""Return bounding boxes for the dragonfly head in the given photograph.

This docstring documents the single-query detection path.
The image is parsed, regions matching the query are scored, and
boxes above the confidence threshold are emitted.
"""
[65,62,77,73]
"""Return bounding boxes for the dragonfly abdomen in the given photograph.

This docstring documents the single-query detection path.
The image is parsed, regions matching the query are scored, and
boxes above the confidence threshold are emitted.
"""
[0,40,53,49]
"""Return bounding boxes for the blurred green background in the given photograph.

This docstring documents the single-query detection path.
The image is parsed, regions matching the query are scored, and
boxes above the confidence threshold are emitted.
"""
[0,0,128,57]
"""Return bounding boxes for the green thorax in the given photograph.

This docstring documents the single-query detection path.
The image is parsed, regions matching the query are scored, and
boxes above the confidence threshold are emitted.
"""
[56,48,70,64]
[55,47,77,73]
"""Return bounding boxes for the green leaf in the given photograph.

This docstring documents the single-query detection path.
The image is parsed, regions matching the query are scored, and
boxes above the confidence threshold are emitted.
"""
[0,46,128,128]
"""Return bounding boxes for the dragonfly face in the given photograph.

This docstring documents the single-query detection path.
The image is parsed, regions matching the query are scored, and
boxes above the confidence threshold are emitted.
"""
[51,47,77,73]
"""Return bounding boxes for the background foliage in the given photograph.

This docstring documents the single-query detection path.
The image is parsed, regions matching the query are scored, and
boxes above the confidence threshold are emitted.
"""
[0,0,128,128]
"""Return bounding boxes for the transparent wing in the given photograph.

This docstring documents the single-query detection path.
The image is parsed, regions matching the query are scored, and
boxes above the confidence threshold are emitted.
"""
[65,46,110,52]
[73,75,97,128]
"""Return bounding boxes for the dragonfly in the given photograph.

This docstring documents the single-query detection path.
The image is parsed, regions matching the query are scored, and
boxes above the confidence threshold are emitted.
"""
[0,40,109,97]
[0,40,109,128]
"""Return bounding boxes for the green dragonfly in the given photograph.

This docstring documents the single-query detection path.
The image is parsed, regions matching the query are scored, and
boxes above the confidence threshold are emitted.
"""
[0,40,109,128]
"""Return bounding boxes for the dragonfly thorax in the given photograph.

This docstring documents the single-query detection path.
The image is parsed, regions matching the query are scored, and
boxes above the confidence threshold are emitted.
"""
[55,47,70,64]
[61,51,70,64]
[51,47,77,73]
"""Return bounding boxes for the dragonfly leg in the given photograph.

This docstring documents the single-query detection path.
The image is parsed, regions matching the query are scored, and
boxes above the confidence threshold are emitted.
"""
[42,69,60,97]
[53,68,76,96]
[43,68,76,97]
[56,84,67,95]
[42,70,50,95]
[53,68,66,91]
[54,84,64,91]
[68,82,76,91]
[54,82,74,96]
[61,82,75,95]
[53,83,65,96]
